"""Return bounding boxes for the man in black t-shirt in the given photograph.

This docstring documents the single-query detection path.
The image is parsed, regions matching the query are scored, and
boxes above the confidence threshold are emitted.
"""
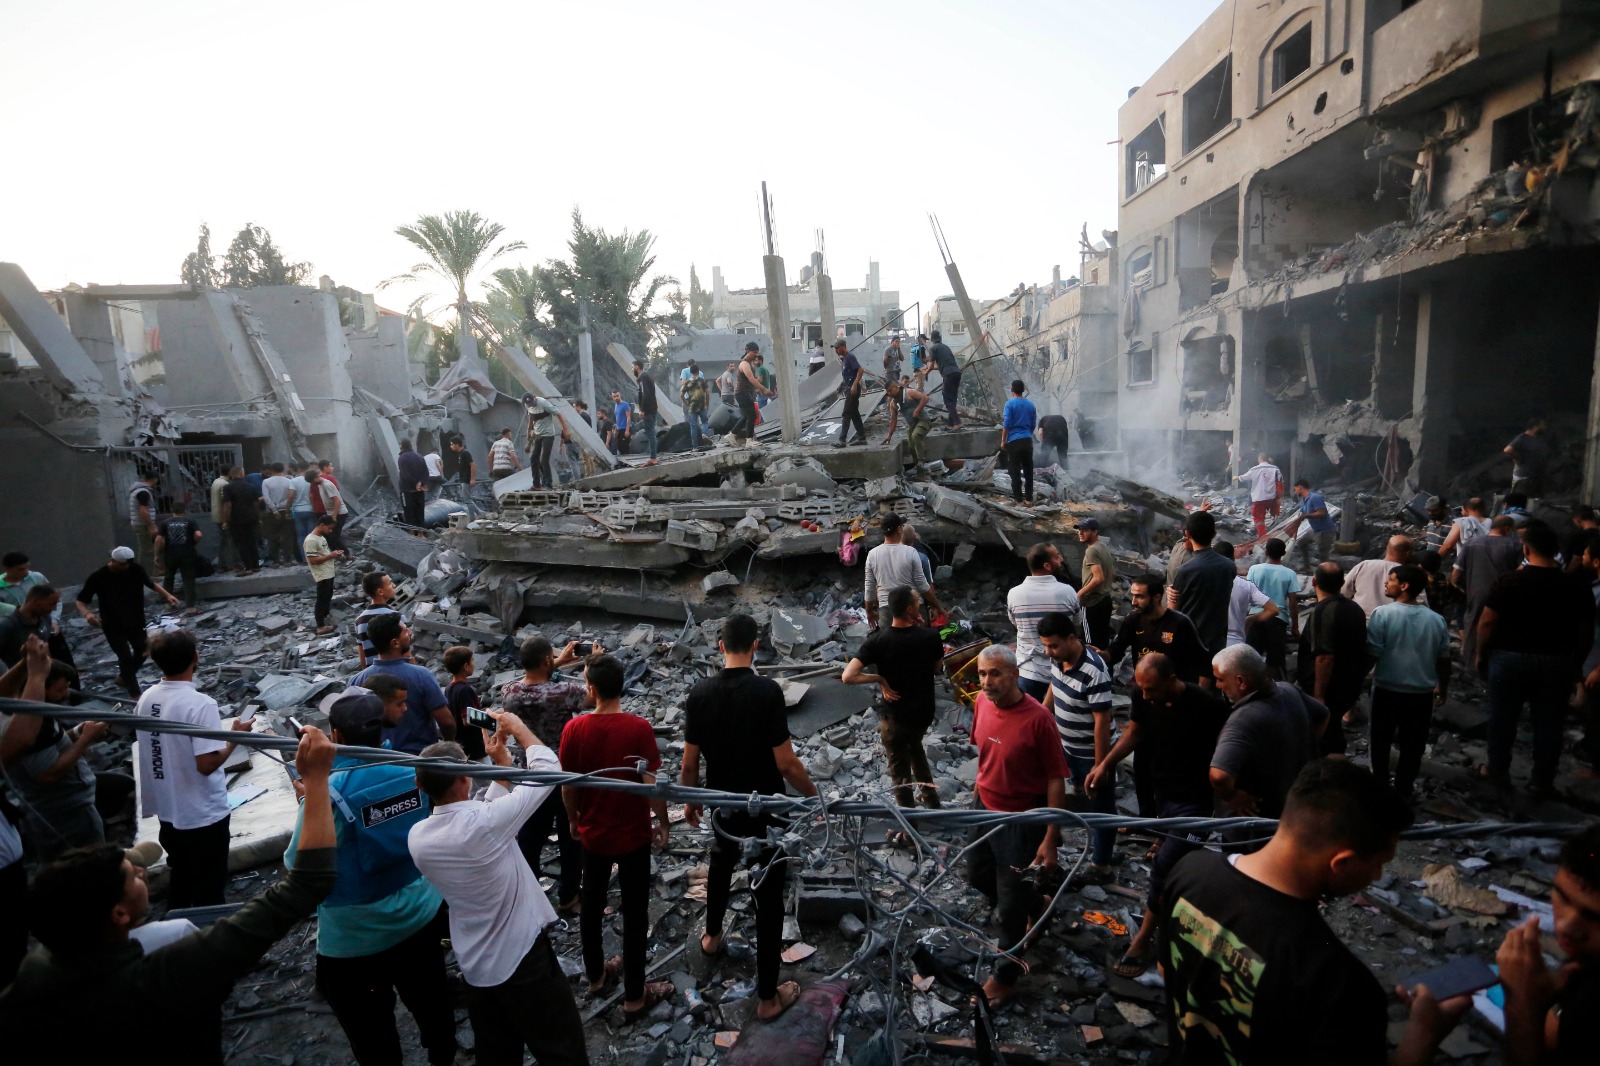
[1296,562,1368,754]
[1162,758,1469,1065]
[1085,653,1229,976]
[1499,822,1600,1065]
[1170,511,1236,657]
[156,501,204,609]
[681,614,817,1022]
[219,466,263,573]
[842,587,946,810]
[1103,573,1209,815]
[1478,520,1596,794]
[75,547,179,696]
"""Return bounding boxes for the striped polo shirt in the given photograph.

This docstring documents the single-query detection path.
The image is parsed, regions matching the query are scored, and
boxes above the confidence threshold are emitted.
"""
[1048,645,1113,761]
[1007,575,1089,684]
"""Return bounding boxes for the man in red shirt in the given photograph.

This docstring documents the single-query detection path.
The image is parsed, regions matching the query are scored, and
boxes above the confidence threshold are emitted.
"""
[965,644,1070,1007]
[560,655,672,1019]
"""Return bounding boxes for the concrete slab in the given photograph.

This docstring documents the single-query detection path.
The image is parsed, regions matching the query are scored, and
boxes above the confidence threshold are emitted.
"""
[451,529,692,570]
[574,448,759,491]
[195,569,313,600]
[362,524,433,576]
[760,444,904,481]
[493,344,620,470]
[0,262,106,393]
[920,427,1004,461]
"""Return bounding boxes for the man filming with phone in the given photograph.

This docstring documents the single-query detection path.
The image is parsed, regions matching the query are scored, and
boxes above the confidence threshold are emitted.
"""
[409,710,587,1065]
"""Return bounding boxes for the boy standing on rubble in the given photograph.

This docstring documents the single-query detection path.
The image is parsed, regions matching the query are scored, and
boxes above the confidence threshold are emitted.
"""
[304,513,343,636]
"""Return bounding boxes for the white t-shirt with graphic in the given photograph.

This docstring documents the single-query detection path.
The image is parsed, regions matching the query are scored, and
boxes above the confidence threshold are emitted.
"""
[134,680,232,830]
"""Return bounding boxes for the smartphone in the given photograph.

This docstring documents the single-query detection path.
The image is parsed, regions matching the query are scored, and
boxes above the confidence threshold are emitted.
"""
[288,716,306,734]
[1400,956,1498,1001]
[465,706,497,731]
[573,641,594,657]
[237,704,257,726]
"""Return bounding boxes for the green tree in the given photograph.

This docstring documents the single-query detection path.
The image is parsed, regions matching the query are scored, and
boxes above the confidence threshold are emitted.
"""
[222,223,311,287]
[383,210,525,369]
[688,264,713,327]
[180,224,220,288]
[490,208,679,394]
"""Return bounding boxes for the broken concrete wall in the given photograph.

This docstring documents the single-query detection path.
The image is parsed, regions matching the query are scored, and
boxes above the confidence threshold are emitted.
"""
[345,315,412,409]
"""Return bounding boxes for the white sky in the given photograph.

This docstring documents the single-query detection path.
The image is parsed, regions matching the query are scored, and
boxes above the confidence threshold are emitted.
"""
[1,0,1209,322]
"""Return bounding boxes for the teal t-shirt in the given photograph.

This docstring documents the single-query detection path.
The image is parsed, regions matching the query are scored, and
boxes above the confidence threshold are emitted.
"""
[1247,562,1300,615]
[1366,601,1450,694]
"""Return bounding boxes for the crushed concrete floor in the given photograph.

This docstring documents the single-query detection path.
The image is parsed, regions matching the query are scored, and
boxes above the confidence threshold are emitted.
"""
[53,502,1597,1066]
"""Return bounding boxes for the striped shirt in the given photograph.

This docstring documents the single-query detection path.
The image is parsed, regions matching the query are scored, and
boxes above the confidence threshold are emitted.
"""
[1048,646,1113,761]
[1006,575,1089,684]
[489,438,517,472]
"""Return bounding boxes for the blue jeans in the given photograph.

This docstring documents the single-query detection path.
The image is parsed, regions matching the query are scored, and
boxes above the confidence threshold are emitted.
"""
[1017,676,1049,702]
[1486,650,1572,787]
[686,407,709,448]
[292,511,316,560]
[640,412,658,459]
[1065,752,1115,866]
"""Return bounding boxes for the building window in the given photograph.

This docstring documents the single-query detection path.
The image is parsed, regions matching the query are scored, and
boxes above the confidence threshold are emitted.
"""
[1129,343,1155,385]
[1126,117,1167,197]
[790,323,804,341]
[1183,56,1233,154]
[1127,250,1154,290]
[734,324,758,335]
[844,322,865,337]
[1272,24,1312,92]
[948,319,966,334]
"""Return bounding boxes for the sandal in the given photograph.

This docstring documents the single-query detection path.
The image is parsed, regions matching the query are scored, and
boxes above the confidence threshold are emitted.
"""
[588,954,623,995]
[1112,949,1153,978]
[621,980,676,1021]
[756,980,802,1021]
[700,932,726,958]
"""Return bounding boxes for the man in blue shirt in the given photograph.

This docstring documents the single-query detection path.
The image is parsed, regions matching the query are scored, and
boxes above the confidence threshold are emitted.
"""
[1366,563,1450,798]
[1001,379,1038,504]
[351,614,454,754]
[833,339,866,448]
[610,390,632,454]
[286,690,455,1065]
[1287,478,1338,571]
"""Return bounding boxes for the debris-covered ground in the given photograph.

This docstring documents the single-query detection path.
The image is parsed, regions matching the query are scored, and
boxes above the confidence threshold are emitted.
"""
[59,472,1597,1066]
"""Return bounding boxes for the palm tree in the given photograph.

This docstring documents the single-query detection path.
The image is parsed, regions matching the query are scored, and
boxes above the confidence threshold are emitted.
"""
[381,211,525,367]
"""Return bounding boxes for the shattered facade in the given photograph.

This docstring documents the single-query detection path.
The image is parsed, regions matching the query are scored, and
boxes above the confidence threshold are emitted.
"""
[709,260,901,346]
[1114,0,1600,496]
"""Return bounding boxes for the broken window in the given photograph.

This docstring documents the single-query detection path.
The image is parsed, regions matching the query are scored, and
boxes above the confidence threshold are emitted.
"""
[844,322,865,337]
[1126,117,1168,197]
[1271,24,1312,92]
[1128,342,1155,385]
[1127,250,1154,290]
[1176,190,1239,311]
[1180,333,1234,411]
[1183,56,1233,154]
[789,323,804,341]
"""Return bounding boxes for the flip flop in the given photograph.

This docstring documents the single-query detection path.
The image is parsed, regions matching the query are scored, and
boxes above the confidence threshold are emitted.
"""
[622,981,677,1021]
[588,954,624,994]
[1112,950,1153,978]
[756,980,802,1022]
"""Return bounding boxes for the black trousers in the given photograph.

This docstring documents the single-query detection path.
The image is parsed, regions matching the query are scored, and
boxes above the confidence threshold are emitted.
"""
[581,845,651,1001]
[1084,599,1112,649]
[941,369,963,426]
[230,521,261,570]
[317,906,457,1066]
[1370,687,1434,795]
[734,394,758,439]
[402,490,426,528]
[706,813,786,1000]
[465,933,588,1066]
[46,630,74,670]
[314,577,334,626]
[327,514,348,553]
[0,858,25,989]
[964,795,1047,985]
[517,791,582,903]
[531,436,555,488]
[1246,615,1289,676]
[1005,438,1033,501]
[838,392,865,443]
[159,814,231,908]
[104,625,149,693]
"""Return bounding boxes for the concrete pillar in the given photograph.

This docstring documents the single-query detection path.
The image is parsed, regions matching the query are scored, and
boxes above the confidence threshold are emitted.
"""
[61,293,128,398]
[817,273,835,345]
[945,260,1001,399]
[1583,290,1600,504]
[577,301,596,420]
[762,255,802,444]
[1406,286,1455,494]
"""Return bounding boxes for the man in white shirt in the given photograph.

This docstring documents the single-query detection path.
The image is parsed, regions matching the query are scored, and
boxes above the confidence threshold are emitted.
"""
[488,429,521,480]
[1234,452,1283,539]
[1345,535,1426,618]
[1215,540,1278,648]
[423,447,445,494]
[134,630,253,907]
[409,713,585,1066]
[1007,542,1089,701]
[863,514,942,629]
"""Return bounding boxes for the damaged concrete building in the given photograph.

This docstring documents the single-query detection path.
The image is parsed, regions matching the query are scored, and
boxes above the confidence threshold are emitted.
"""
[708,259,901,346]
[1114,0,1600,497]
[0,265,516,583]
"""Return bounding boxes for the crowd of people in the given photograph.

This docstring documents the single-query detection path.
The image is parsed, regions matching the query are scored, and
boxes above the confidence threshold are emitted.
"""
[3,456,1600,1062]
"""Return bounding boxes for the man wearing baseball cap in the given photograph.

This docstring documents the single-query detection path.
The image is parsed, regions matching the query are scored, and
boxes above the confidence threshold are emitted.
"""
[833,339,866,448]
[75,545,180,697]
[1076,519,1117,647]
[286,689,455,1065]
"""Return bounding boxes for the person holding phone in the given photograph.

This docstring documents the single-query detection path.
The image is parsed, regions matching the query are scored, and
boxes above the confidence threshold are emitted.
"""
[1160,758,1471,1064]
